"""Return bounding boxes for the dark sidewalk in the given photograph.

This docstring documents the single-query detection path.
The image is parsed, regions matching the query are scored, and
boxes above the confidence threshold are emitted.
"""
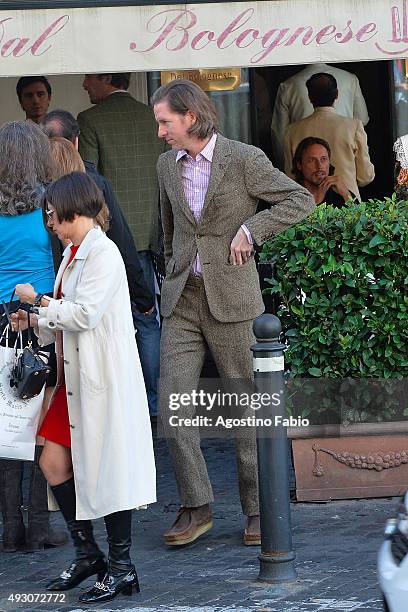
[0,436,393,612]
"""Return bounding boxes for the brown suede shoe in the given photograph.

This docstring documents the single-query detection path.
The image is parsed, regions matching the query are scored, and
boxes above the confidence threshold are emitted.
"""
[243,514,261,546]
[164,505,213,546]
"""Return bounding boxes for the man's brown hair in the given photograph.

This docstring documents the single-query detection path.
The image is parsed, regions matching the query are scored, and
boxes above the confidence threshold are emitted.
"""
[151,79,219,140]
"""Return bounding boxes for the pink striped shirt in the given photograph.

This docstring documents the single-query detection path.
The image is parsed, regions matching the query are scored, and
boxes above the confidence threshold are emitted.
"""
[177,133,252,275]
[176,133,217,275]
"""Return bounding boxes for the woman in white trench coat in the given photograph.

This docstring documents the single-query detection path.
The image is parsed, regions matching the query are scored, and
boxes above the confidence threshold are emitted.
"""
[13,172,156,605]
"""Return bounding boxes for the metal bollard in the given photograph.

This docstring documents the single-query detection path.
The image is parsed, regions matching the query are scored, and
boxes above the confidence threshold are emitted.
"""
[251,313,296,583]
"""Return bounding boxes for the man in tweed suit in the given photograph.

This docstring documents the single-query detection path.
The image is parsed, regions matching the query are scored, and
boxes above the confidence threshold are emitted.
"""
[152,80,315,546]
[78,73,163,416]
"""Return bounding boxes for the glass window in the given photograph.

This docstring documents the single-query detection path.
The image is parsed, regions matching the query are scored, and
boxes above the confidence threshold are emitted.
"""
[147,69,251,144]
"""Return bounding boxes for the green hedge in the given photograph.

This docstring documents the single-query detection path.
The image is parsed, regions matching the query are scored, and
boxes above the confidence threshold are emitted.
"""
[260,196,408,379]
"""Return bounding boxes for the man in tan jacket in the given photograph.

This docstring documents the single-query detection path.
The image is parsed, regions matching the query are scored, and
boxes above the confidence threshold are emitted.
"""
[284,73,375,200]
[272,63,369,167]
[152,79,315,548]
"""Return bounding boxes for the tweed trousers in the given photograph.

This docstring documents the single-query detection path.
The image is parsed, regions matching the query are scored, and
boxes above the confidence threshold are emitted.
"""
[159,275,259,516]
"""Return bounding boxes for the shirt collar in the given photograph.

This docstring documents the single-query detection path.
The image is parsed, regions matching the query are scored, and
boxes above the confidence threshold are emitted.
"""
[106,89,129,97]
[176,133,217,162]
[314,106,335,112]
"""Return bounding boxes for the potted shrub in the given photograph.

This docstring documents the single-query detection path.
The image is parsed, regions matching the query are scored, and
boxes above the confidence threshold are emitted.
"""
[260,196,408,500]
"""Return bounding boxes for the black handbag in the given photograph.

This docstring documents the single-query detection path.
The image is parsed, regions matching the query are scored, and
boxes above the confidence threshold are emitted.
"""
[3,294,51,400]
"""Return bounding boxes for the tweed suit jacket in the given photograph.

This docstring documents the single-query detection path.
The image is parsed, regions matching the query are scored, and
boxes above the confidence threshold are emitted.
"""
[157,134,315,323]
[78,92,164,251]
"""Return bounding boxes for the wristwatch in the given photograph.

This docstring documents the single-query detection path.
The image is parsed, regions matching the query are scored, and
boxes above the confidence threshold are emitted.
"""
[33,293,45,307]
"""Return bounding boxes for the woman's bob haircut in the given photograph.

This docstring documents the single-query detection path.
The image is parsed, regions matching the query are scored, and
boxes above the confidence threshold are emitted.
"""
[42,172,105,226]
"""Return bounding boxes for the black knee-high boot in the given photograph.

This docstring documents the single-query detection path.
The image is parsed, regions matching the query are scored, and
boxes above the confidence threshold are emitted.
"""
[26,446,68,550]
[46,477,106,591]
[79,510,139,604]
[0,459,25,552]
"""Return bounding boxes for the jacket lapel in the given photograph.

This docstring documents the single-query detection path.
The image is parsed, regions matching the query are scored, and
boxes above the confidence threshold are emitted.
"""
[73,227,102,261]
[53,228,103,298]
[166,135,231,223]
[200,135,231,218]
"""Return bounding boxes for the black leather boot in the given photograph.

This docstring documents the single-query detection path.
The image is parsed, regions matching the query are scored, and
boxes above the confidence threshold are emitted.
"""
[45,478,106,591]
[26,446,68,551]
[79,510,139,604]
[0,459,25,552]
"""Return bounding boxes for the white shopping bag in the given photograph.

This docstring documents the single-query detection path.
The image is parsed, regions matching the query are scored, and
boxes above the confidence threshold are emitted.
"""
[0,327,44,461]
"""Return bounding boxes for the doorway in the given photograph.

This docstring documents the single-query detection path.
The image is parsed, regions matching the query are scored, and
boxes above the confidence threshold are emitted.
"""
[253,61,395,200]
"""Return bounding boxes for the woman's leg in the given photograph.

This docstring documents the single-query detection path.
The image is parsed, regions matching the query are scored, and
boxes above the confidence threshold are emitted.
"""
[39,439,73,486]
[79,510,140,604]
[36,385,54,446]
[39,440,106,591]
[26,439,68,550]
[0,459,25,552]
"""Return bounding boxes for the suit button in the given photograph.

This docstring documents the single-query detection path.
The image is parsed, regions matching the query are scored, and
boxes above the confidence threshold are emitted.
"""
[64,359,69,364]
[196,234,202,239]
[67,391,73,396]
[70,424,75,429]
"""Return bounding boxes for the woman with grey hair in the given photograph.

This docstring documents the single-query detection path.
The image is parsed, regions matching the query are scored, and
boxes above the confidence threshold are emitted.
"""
[0,120,67,552]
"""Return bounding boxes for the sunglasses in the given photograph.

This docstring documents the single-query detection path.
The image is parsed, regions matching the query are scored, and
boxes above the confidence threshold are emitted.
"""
[45,209,56,220]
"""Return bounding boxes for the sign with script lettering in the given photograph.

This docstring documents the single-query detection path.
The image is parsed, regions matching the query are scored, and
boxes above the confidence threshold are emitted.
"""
[161,68,241,91]
[1,0,408,76]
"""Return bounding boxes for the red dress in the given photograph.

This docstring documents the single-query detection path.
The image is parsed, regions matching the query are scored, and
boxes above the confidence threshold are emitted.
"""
[38,245,80,448]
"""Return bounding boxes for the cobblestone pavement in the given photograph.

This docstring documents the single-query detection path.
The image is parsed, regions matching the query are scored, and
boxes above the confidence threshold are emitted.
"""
[0,437,394,612]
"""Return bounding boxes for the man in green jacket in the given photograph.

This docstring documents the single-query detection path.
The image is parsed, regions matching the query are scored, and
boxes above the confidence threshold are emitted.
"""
[78,73,164,416]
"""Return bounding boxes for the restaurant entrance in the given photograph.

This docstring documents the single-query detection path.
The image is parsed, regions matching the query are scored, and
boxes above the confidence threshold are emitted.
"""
[252,61,395,200]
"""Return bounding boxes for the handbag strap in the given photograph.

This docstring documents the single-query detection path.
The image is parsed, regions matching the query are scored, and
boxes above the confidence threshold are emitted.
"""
[4,290,33,351]
[26,308,33,347]
[1,291,26,353]
[3,290,22,318]
[0,312,9,344]
[2,299,11,326]
[3,289,16,322]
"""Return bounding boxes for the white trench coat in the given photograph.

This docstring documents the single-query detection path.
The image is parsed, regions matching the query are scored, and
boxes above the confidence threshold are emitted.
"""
[37,227,156,520]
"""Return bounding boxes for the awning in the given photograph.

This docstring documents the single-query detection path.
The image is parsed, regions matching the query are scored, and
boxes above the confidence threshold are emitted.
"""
[1,0,407,76]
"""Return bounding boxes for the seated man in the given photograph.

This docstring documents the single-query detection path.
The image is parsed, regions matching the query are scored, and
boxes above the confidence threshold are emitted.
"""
[284,73,374,200]
[292,137,355,206]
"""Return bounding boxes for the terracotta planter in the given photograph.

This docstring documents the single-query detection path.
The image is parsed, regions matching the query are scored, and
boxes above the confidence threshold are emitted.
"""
[288,422,408,501]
